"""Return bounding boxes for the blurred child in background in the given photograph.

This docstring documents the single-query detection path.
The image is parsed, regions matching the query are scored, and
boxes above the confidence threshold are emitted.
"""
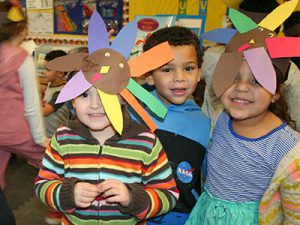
[42,50,70,137]
[0,0,47,190]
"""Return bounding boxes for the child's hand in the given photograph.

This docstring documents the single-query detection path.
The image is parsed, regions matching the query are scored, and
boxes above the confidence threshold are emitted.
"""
[74,182,100,208]
[41,137,51,148]
[98,179,132,207]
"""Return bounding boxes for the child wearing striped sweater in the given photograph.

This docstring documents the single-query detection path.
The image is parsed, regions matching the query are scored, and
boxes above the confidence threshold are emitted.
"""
[35,87,178,224]
[34,10,178,225]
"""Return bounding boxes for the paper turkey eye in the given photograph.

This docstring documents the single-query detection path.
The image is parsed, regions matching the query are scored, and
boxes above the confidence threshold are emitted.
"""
[268,33,274,37]
[258,27,264,32]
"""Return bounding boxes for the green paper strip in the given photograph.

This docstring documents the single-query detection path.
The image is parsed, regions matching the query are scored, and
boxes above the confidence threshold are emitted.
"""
[127,78,167,119]
[229,8,258,34]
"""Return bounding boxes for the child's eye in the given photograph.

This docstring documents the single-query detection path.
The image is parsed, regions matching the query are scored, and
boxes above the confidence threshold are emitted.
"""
[185,66,195,72]
[80,92,89,98]
[161,67,172,73]
[251,79,260,86]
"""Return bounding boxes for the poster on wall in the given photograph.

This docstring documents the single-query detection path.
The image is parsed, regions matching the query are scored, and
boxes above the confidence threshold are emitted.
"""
[130,15,176,59]
[53,0,123,35]
[129,0,208,44]
[96,0,124,36]
[27,11,54,35]
[176,0,208,37]
[54,0,82,34]
[25,0,124,36]
[26,0,52,10]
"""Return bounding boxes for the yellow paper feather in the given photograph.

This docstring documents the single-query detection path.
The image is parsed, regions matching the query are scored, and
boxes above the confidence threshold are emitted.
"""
[97,89,123,134]
[259,0,298,31]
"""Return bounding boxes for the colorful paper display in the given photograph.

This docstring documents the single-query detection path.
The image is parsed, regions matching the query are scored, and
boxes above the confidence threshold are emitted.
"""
[204,0,300,97]
[47,10,174,134]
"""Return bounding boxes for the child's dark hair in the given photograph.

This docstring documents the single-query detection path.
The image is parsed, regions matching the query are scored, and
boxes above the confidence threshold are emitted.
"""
[45,50,67,61]
[270,63,296,129]
[45,50,68,75]
[143,26,203,67]
[0,1,27,43]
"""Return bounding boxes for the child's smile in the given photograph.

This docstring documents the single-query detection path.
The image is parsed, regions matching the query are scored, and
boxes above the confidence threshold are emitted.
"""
[171,87,188,97]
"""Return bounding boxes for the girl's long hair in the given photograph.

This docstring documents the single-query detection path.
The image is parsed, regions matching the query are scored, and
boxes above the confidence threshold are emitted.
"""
[269,64,296,129]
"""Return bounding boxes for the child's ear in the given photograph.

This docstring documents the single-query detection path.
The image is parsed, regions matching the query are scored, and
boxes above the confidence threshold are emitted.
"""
[71,99,76,109]
[145,72,155,85]
[271,92,280,103]
[58,71,65,78]
[197,69,202,82]
[271,84,284,103]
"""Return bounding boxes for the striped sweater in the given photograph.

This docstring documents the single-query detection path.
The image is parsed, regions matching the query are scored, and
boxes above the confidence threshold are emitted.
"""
[35,118,178,225]
[259,141,300,225]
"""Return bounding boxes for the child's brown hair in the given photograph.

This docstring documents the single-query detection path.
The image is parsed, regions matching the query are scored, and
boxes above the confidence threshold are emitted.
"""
[0,1,27,43]
[143,26,203,67]
[270,64,296,129]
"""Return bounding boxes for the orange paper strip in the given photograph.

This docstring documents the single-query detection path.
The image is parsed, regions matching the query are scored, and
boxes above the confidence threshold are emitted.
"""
[128,41,174,77]
[120,89,157,132]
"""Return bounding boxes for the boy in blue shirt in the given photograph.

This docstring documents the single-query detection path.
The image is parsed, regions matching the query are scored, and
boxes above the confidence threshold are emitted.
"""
[141,26,211,225]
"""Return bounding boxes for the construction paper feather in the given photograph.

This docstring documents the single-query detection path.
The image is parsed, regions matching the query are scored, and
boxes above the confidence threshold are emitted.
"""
[203,0,300,97]
[46,10,174,134]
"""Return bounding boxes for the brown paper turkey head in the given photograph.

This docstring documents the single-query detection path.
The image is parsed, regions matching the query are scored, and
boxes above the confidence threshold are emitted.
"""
[211,0,299,97]
[82,49,130,94]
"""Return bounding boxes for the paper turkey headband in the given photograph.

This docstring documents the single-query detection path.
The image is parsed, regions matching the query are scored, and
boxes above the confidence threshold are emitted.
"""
[0,0,25,24]
[202,0,300,97]
[46,10,174,134]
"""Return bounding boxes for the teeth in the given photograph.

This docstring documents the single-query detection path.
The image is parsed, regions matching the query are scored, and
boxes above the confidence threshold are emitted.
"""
[89,113,103,116]
[233,98,249,103]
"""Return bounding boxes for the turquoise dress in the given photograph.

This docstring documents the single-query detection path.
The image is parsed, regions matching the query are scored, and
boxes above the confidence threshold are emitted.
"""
[185,190,258,225]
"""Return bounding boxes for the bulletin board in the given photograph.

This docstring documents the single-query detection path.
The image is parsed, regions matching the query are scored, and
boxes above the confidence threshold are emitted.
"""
[23,0,124,46]
[128,0,208,47]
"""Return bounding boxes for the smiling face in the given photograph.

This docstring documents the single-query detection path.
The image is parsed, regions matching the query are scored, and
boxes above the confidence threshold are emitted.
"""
[146,45,201,105]
[72,86,114,135]
[220,61,277,123]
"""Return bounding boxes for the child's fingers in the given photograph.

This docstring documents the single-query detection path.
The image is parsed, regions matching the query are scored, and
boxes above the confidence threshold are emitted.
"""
[104,195,121,204]
[81,183,100,193]
[101,187,119,198]
[98,179,124,193]
[75,200,92,208]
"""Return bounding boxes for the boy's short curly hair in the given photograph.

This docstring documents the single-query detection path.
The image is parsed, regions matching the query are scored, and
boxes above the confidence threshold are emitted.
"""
[143,26,203,67]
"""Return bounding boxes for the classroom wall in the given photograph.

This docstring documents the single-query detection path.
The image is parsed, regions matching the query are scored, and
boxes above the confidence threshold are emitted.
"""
[129,0,227,32]
[205,0,226,31]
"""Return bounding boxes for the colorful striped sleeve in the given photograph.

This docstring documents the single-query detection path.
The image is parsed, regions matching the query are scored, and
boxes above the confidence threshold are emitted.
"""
[279,158,300,224]
[34,133,73,212]
[259,145,300,225]
[120,133,179,220]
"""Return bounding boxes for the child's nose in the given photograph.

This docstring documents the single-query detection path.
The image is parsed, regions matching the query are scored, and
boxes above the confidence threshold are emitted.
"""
[234,80,250,92]
[90,95,101,108]
[173,70,185,82]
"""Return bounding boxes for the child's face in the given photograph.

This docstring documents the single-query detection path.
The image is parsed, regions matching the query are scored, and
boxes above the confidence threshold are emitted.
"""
[43,61,64,83]
[220,61,278,122]
[146,45,201,105]
[72,87,112,133]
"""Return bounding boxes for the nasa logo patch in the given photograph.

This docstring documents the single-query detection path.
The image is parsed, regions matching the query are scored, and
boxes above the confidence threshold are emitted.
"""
[176,161,194,183]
